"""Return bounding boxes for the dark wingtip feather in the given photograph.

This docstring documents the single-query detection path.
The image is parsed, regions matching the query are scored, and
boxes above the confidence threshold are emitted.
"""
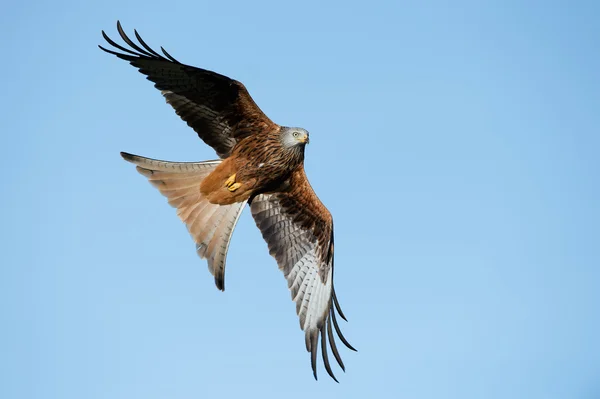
[99,21,179,66]
[160,46,180,63]
[327,311,346,371]
[120,151,137,162]
[331,309,357,352]
[101,29,138,57]
[97,44,113,54]
[135,29,162,57]
[310,331,318,381]
[320,324,339,383]
[117,21,154,57]
[332,290,348,321]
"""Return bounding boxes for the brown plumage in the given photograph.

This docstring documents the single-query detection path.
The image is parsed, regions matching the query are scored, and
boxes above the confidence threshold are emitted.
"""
[100,21,355,381]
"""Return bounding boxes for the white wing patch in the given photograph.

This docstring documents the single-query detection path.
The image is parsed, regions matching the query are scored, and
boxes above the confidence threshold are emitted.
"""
[250,193,354,381]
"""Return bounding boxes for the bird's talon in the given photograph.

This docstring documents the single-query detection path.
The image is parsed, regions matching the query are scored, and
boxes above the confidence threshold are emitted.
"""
[224,173,237,188]
[228,182,242,192]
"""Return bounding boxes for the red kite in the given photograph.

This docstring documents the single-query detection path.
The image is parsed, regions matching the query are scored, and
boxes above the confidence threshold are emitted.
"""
[100,21,355,381]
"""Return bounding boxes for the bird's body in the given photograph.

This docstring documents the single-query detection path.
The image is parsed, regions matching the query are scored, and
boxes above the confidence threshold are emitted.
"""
[200,126,308,205]
[100,21,354,381]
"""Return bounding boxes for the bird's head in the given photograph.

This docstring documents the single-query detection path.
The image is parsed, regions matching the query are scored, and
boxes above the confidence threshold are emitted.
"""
[281,127,310,149]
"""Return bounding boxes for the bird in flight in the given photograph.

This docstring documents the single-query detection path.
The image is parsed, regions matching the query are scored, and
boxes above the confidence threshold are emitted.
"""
[99,21,355,381]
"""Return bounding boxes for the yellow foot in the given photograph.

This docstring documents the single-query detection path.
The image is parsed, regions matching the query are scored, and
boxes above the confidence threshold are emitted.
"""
[224,173,237,188]
[228,182,242,192]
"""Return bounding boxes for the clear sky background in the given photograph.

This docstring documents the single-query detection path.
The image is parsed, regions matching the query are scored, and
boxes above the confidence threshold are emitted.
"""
[1,1,599,398]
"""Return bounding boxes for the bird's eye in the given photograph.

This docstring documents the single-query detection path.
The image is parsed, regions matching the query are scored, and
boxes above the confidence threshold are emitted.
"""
[293,132,299,137]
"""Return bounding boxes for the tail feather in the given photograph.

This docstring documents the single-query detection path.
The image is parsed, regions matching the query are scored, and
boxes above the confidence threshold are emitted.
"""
[121,152,246,290]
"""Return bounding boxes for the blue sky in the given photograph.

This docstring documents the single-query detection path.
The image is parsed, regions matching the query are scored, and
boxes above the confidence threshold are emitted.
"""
[2,1,599,398]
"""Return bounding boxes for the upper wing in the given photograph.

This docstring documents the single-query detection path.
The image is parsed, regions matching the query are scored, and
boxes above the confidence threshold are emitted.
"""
[99,21,278,158]
[250,168,355,381]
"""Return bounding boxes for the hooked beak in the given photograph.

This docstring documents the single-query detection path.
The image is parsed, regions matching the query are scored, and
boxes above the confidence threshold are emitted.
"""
[300,135,309,144]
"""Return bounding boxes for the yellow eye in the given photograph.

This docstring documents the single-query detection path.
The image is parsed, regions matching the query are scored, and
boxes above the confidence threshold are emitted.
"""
[293,132,299,137]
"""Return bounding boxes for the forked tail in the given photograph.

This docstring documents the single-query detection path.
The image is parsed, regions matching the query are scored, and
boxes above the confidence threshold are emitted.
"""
[121,152,247,290]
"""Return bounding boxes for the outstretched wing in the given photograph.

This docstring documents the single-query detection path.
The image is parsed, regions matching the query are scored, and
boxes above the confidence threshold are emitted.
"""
[99,21,278,158]
[250,168,355,381]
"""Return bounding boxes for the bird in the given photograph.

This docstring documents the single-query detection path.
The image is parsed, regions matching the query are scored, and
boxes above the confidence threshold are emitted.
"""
[99,21,355,381]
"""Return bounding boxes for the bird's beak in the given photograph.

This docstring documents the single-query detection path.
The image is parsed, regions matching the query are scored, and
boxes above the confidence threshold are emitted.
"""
[300,135,309,144]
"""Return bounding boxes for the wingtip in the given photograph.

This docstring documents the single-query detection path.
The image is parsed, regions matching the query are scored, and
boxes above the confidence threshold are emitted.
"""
[120,151,135,162]
[160,46,180,63]
[332,290,348,322]
[100,29,111,43]
[324,365,339,383]
[345,338,358,352]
